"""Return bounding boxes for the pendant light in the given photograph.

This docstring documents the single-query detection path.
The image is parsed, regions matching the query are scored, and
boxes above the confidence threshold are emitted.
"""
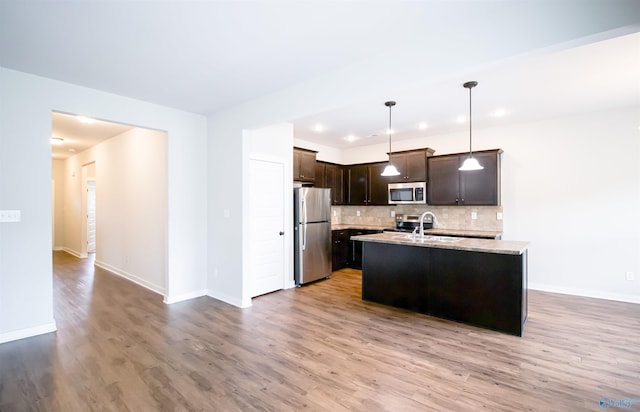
[459,81,484,171]
[381,100,401,176]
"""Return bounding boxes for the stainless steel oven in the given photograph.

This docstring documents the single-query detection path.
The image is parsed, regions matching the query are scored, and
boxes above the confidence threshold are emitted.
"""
[388,182,426,205]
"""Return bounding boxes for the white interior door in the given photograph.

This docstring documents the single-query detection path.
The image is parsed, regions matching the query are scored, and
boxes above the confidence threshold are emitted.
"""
[249,158,285,297]
[87,179,96,253]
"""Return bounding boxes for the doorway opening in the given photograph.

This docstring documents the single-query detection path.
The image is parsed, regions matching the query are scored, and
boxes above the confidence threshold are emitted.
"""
[84,165,96,255]
[51,111,168,297]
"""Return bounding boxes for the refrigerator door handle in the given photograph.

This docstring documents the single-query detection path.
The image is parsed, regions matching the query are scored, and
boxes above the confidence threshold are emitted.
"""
[302,222,307,251]
[302,197,307,250]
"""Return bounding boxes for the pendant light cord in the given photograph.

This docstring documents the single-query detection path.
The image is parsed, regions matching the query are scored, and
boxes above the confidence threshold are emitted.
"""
[463,81,478,158]
[388,103,392,160]
[469,85,472,156]
[384,101,396,162]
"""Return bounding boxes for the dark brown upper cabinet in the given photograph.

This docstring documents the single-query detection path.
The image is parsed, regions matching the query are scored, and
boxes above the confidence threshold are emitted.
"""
[427,149,502,206]
[315,161,346,205]
[347,162,388,205]
[293,147,317,182]
[388,148,435,183]
[314,161,326,187]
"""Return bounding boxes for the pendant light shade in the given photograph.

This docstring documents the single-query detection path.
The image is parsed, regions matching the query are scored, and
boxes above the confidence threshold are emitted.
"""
[459,81,483,171]
[381,100,401,176]
[381,163,400,176]
[458,156,483,171]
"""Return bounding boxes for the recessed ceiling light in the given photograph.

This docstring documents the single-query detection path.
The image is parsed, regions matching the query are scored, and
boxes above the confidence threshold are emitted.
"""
[312,124,325,133]
[77,115,95,124]
[345,134,358,142]
[456,115,467,124]
[68,148,76,152]
[491,108,508,118]
[51,137,64,145]
[418,122,428,130]
[386,128,395,135]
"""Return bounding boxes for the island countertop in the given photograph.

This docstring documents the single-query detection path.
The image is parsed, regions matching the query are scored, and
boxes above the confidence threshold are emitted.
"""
[350,231,528,255]
[423,227,502,239]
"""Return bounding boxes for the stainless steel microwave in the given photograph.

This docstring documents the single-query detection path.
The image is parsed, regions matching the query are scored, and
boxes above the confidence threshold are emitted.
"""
[388,182,426,205]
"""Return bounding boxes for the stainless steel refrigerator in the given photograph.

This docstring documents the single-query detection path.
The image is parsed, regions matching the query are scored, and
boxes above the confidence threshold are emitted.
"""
[294,187,332,286]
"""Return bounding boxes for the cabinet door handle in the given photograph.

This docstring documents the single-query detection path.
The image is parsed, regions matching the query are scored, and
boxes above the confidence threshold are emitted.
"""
[279,231,285,236]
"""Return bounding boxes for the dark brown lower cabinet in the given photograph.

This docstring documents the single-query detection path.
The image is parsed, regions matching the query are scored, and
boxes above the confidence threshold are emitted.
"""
[361,241,527,336]
[331,230,350,270]
[349,229,383,269]
[331,229,383,271]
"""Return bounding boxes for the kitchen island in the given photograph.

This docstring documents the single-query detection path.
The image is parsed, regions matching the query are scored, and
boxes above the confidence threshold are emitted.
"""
[350,232,529,336]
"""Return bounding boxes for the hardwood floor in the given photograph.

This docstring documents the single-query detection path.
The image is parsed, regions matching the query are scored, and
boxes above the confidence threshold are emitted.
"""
[1,251,639,411]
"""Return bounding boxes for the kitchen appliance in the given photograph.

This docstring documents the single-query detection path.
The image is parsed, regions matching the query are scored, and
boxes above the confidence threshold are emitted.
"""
[293,187,332,285]
[384,214,433,233]
[388,182,426,205]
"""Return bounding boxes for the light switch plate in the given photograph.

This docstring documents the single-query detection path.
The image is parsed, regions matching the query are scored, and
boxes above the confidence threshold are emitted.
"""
[471,211,477,220]
[0,210,21,222]
[496,212,503,220]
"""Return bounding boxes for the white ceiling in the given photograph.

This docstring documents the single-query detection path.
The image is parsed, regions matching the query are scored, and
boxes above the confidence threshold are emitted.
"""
[294,32,640,148]
[2,1,639,152]
[51,112,133,160]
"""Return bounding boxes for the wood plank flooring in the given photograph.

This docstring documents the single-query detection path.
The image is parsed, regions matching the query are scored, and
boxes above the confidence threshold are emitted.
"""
[1,251,639,411]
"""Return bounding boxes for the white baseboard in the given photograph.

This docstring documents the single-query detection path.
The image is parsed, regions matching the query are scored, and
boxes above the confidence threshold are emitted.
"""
[53,246,64,251]
[164,289,207,304]
[95,260,166,297]
[529,283,640,304]
[206,289,250,308]
[62,247,83,258]
[0,321,57,345]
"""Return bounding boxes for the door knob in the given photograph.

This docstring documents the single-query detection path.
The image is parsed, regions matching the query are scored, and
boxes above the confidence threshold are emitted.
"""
[279,231,285,236]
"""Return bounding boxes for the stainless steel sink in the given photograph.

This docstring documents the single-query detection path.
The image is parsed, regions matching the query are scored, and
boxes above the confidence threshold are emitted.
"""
[391,234,461,242]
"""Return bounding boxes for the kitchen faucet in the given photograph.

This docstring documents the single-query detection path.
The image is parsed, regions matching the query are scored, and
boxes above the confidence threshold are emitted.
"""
[419,211,438,241]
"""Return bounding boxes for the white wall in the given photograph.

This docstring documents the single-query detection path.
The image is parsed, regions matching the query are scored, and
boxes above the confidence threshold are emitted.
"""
[51,159,65,250]
[292,138,343,164]
[58,127,167,294]
[245,123,295,301]
[0,68,207,343]
[206,121,295,307]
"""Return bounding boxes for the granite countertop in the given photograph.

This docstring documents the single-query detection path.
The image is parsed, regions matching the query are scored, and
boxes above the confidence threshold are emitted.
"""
[350,232,528,255]
[331,225,502,239]
[423,228,502,239]
[331,224,389,231]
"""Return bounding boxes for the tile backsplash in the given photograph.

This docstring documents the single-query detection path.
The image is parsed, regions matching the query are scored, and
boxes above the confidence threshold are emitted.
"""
[332,205,503,232]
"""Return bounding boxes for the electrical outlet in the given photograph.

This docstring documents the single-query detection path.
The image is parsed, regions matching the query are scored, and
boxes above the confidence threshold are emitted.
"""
[333,209,337,217]
[626,272,635,281]
[391,210,396,218]
[496,212,503,220]
[356,210,361,217]
[0,210,21,223]
[471,211,478,220]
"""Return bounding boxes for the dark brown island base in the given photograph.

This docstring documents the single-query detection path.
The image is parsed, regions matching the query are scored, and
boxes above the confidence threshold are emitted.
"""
[350,232,529,336]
